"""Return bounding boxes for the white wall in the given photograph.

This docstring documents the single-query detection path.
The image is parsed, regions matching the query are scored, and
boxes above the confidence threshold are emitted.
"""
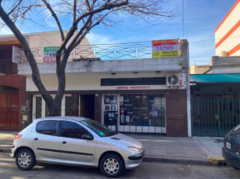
[27,31,94,62]
[215,1,240,56]
[26,72,171,91]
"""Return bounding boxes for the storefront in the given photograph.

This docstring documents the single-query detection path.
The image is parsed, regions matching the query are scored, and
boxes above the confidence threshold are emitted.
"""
[102,93,166,134]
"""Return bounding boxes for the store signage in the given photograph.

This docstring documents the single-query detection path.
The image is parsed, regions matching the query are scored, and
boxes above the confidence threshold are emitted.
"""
[43,46,59,62]
[152,39,179,58]
[116,86,151,90]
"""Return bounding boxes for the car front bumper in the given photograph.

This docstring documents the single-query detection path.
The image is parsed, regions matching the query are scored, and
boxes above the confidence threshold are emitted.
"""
[125,150,145,169]
[222,147,240,169]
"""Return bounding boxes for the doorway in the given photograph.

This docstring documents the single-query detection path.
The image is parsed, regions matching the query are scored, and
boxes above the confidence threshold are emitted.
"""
[0,90,19,130]
[80,95,95,119]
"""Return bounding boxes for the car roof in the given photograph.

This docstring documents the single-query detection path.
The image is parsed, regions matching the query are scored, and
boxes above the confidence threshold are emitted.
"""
[34,116,88,122]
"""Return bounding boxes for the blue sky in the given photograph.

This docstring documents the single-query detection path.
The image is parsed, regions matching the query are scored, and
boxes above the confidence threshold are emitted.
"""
[0,0,237,65]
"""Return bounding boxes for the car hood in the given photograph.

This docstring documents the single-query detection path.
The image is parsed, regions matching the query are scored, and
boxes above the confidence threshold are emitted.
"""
[107,133,143,149]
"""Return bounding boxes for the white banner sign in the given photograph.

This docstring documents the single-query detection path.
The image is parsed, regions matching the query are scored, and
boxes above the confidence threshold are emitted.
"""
[152,44,179,52]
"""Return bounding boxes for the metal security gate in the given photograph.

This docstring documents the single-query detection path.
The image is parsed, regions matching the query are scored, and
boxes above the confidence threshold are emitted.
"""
[191,98,240,137]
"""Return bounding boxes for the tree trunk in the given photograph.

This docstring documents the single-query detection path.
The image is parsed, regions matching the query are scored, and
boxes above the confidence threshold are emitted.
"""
[45,52,69,117]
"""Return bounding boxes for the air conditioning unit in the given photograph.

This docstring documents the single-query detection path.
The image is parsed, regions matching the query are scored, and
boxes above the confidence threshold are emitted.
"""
[166,74,179,86]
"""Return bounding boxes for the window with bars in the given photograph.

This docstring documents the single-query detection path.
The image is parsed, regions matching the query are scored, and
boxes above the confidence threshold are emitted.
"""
[101,77,166,86]
[65,96,72,116]
[35,97,42,119]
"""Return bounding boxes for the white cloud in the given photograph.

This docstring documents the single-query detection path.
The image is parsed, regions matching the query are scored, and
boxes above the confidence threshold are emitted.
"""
[0,25,13,35]
[86,33,112,44]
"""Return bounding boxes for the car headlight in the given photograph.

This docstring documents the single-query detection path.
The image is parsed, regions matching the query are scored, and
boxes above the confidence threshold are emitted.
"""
[128,146,142,152]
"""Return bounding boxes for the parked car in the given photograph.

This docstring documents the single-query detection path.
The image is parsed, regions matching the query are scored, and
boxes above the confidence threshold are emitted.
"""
[222,124,240,170]
[10,117,144,178]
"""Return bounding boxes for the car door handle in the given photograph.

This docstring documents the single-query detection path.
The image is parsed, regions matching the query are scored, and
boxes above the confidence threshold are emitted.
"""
[34,138,38,141]
[62,141,67,145]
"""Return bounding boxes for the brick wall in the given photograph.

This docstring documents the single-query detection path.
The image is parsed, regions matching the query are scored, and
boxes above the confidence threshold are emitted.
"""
[0,75,26,131]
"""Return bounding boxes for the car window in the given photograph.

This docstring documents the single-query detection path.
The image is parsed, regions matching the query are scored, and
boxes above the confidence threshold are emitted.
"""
[229,124,240,137]
[233,125,240,131]
[36,120,57,136]
[81,119,116,137]
[61,121,91,139]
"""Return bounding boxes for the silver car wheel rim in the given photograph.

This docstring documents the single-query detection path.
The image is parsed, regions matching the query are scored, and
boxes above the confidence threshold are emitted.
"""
[103,158,119,175]
[18,152,31,168]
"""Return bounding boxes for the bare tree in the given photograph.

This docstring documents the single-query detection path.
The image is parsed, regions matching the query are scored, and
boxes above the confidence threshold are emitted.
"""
[0,0,179,116]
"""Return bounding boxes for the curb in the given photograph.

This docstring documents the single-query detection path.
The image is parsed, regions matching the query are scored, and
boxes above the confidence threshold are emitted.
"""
[143,156,210,166]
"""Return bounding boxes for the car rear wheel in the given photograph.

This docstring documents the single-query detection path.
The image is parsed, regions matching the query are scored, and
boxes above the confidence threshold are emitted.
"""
[100,154,124,178]
[16,149,36,170]
[232,165,240,170]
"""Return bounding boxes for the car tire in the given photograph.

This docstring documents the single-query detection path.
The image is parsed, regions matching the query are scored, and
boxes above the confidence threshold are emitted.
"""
[16,149,36,170]
[100,154,124,178]
[232,165,240,170]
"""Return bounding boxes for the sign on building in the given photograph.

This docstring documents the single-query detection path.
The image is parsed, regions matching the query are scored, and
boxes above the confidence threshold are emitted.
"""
[43,46,59,62]
[152,39,179,58]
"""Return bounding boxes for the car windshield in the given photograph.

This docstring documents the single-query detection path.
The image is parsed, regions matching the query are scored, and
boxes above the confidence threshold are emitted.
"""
[81,119,117,137]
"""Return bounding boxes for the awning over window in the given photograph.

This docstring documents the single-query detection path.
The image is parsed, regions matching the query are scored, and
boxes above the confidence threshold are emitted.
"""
[190,74,240,83]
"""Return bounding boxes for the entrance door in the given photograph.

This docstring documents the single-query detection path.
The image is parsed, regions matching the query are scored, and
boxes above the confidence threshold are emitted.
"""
[80,95,95,119]
[0,91,19,130]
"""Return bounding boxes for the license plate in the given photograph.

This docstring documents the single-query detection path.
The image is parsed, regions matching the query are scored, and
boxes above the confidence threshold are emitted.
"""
[226,142,231,149]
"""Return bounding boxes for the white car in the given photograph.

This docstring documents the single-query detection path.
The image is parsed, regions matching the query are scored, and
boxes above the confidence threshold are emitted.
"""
[10,117,144,178]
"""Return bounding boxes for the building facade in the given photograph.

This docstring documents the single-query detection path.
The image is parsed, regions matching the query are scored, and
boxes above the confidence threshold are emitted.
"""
[1,31,190,137]
[0,35,27,131]
[215,0,240,56]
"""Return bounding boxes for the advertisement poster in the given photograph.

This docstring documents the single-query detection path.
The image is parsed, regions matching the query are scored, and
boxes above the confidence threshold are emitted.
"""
[43,46,59,62]
[152,39,179,58]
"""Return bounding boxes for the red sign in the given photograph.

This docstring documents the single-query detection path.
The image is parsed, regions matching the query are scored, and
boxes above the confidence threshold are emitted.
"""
[152,39,179,46]
[43,56,56,62]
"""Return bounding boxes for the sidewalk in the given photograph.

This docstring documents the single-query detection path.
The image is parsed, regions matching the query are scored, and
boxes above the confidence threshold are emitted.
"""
[0,131,16,153]
[128,134,224,165]
[0,131,224,165]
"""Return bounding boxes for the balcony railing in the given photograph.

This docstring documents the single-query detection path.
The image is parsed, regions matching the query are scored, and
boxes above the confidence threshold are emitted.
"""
[12,41,156,63]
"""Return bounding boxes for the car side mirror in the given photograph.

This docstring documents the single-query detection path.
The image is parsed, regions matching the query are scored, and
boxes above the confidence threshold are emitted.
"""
[82,134,93,140]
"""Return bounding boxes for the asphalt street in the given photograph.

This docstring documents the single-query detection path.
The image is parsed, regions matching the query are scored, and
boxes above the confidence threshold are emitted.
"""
[0,153,240,179]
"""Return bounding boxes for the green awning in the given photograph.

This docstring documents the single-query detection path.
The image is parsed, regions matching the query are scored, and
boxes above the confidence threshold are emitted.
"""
[190,74,240,83]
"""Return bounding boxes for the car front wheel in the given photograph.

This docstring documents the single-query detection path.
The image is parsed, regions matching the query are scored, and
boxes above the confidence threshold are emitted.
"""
[100,154,124,178]
[16,149,36,170]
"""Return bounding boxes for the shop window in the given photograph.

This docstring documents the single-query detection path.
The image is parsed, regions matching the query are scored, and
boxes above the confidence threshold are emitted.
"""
[35,97,42,119]
[119,94,166,127]
[101,77,166,86]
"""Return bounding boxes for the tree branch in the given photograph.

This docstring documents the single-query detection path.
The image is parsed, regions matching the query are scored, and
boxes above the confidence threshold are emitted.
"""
[42,0,64,41]
[73,0,76,22]
[67,15,93,53]
[85,0,91,10]
[7,0,23,15]
[57,0,129,55]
